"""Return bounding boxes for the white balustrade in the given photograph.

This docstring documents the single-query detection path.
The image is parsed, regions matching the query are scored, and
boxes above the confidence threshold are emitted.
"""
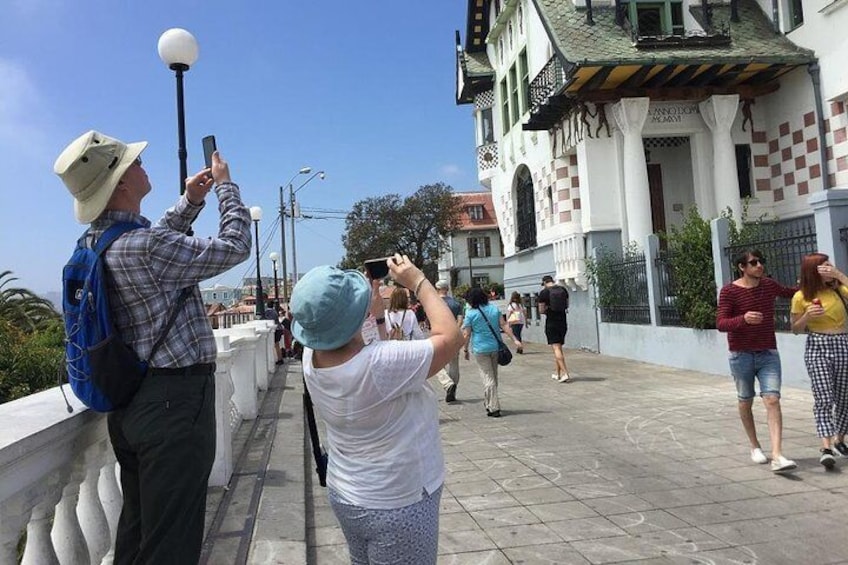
[215,328,259,420]
[0,328,258,563]
[210,337,236,487]
[253,320,278,378]
[246,320,275,389]
[553,233,588,289]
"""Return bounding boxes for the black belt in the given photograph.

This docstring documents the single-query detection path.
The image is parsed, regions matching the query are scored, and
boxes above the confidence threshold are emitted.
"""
[149,363,216,377]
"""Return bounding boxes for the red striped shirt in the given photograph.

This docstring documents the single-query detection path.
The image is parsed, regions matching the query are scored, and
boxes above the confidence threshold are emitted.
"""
[717,277,797,351]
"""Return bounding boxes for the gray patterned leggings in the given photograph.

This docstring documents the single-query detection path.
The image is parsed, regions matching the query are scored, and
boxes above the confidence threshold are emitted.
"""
[328,485,442,565]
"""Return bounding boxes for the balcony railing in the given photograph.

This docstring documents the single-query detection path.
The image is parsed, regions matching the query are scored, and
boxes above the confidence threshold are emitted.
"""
[476,142,499,171]
[528,55,566,112]
[0,320,277,563]
[524,55,574,131]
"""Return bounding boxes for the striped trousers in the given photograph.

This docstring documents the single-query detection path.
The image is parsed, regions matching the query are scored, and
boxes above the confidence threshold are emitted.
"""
[804,332,848,438]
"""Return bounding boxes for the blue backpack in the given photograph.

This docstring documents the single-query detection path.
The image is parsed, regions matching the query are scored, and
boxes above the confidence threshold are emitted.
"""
[62,223,189,412]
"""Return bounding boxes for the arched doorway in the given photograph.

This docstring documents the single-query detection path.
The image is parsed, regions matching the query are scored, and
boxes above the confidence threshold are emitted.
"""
[514,165,536,250]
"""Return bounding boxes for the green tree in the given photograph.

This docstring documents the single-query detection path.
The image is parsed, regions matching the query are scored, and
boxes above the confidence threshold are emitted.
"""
[341,183,463,280]
[0,272,63,403]
[0,271,59,331]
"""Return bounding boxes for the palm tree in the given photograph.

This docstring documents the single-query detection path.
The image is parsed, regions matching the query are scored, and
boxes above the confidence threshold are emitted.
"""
[0,271,60,332]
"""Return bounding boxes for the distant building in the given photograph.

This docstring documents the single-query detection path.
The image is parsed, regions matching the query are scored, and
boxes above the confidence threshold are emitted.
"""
[438,191,504,289]
[200,284,241,307]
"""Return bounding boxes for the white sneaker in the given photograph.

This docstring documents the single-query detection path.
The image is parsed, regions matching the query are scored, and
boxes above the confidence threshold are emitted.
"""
[750,447,768,464]
[770,455,797,473]
[551,373,559,380]
[558,373,570,382]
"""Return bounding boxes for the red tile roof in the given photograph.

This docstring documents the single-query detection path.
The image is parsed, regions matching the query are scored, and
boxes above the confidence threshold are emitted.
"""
[455,191,498,231]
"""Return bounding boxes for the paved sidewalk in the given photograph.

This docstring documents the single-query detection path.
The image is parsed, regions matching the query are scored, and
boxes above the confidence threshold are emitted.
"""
[306,344,848,565]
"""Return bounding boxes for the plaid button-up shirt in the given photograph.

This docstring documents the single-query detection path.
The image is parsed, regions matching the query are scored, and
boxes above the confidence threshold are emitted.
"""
[90,182,251,368]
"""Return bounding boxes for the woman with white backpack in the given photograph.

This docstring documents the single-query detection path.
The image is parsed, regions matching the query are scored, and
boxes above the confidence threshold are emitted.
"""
[386,286,426,340]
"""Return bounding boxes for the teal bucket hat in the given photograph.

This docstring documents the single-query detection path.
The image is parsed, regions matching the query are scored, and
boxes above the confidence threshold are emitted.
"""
[291,265,371,351]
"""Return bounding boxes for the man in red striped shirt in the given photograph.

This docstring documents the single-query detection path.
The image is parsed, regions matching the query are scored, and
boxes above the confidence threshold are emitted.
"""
[717,249,797,473]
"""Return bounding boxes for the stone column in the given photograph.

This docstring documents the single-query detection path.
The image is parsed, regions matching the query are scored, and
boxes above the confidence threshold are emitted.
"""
[809,189,848,271]
[612,97,652,246]
[700,94,742,221]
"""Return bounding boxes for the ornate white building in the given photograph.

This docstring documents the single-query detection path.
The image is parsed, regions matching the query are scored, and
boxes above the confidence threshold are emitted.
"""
[456,0,848,352]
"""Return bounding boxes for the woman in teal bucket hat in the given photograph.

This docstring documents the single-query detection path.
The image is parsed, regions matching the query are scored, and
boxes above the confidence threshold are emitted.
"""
[291,254,464,564]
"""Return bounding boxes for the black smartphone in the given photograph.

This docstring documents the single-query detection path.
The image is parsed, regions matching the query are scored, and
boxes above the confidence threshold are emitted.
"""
[202,135,217,169]
[364,257,391,279]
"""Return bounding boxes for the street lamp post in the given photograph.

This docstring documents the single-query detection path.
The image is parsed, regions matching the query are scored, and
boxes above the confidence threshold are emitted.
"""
[269,251,280,308]
[290,171,325,287]
[280,167,311,303]
[250,206,263,317]
[157,28,199,195]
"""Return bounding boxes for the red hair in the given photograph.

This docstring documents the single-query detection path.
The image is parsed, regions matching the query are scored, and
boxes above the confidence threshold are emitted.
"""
[799,253,829,302]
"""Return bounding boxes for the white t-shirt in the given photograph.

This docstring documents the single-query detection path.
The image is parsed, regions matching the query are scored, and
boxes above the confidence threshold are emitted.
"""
[302,339,442,508]
[385,309,426,340]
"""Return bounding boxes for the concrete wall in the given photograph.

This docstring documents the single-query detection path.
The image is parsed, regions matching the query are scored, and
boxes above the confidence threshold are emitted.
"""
[596,322,809,389]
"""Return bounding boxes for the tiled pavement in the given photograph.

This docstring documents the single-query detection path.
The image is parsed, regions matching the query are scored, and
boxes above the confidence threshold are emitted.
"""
[207,344,848,564]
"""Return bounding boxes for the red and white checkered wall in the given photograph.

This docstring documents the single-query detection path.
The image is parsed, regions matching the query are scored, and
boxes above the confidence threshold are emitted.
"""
[758,100,848,202]
[533,154,581,230]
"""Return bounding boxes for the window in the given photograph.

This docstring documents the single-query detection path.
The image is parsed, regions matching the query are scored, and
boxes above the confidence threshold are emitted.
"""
[480,107,495,144]
[519,50,530,115]
[735,144,752,199]
[498,38,504,65]
[515,166,537,250]
[500,78,510,134]
[518,4,524,34]
[468,204,485,220]
[546,186,554,216]
[627,1,684,36]
[509,65,519,124]
[468,236,492,258]
[508,22,514,51]
[212,292,217,300]
[473,274,490,287]
[494,0,500,18]
[788,0,803,29]
[223,292,230,299]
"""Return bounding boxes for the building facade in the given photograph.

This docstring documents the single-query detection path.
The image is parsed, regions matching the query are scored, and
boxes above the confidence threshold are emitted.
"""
[456,0,848,351]
[438,191,505,290]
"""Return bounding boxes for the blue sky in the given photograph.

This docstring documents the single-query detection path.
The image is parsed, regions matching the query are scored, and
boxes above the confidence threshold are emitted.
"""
[0,0,477,295]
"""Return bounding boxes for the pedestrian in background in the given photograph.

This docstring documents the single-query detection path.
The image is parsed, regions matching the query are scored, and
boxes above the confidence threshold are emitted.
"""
[435,280,463,402]
[506,292,526,354]
[54,130,251,564]
[386,286,426,340]
[538,275,570,381]
[293,256,463,565]
[463,287,522,418]
[790,253,848,469]
[264,300,284,365]
[717,249,797,473]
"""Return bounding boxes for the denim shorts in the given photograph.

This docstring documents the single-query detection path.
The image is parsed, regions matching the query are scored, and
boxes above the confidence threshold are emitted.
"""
[728,349,782,400]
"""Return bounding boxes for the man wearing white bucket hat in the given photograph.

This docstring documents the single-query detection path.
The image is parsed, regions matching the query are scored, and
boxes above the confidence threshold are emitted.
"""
[54,130,251,564]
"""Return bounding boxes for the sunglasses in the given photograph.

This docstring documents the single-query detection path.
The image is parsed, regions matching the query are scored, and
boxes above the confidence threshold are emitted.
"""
[745,258,765,267]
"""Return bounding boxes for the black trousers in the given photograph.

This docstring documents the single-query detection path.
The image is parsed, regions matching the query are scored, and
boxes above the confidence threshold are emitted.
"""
[107,366,216,565]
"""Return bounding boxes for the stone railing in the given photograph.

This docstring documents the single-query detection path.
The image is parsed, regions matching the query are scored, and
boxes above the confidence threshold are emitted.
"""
[0,320,276,564]
[553,233,587,290]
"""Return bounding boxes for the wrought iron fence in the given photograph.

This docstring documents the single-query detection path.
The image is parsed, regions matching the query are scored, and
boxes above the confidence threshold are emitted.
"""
[724,216,817,331]
[528,55,565,111]
[598,253,651,325]
[654,248,684,326]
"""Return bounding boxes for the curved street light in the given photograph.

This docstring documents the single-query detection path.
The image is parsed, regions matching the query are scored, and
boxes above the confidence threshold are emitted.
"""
[269,251,280,308]
[290,171,326,286]
[279,167,312,301]
[157,28,199,196]
[250,206,263,316]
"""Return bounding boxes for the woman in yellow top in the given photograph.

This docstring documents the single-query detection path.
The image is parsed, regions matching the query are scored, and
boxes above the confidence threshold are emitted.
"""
[790,253,848,469]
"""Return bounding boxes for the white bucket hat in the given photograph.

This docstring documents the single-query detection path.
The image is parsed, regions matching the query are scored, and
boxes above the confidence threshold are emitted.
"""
[54,130,147,223]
